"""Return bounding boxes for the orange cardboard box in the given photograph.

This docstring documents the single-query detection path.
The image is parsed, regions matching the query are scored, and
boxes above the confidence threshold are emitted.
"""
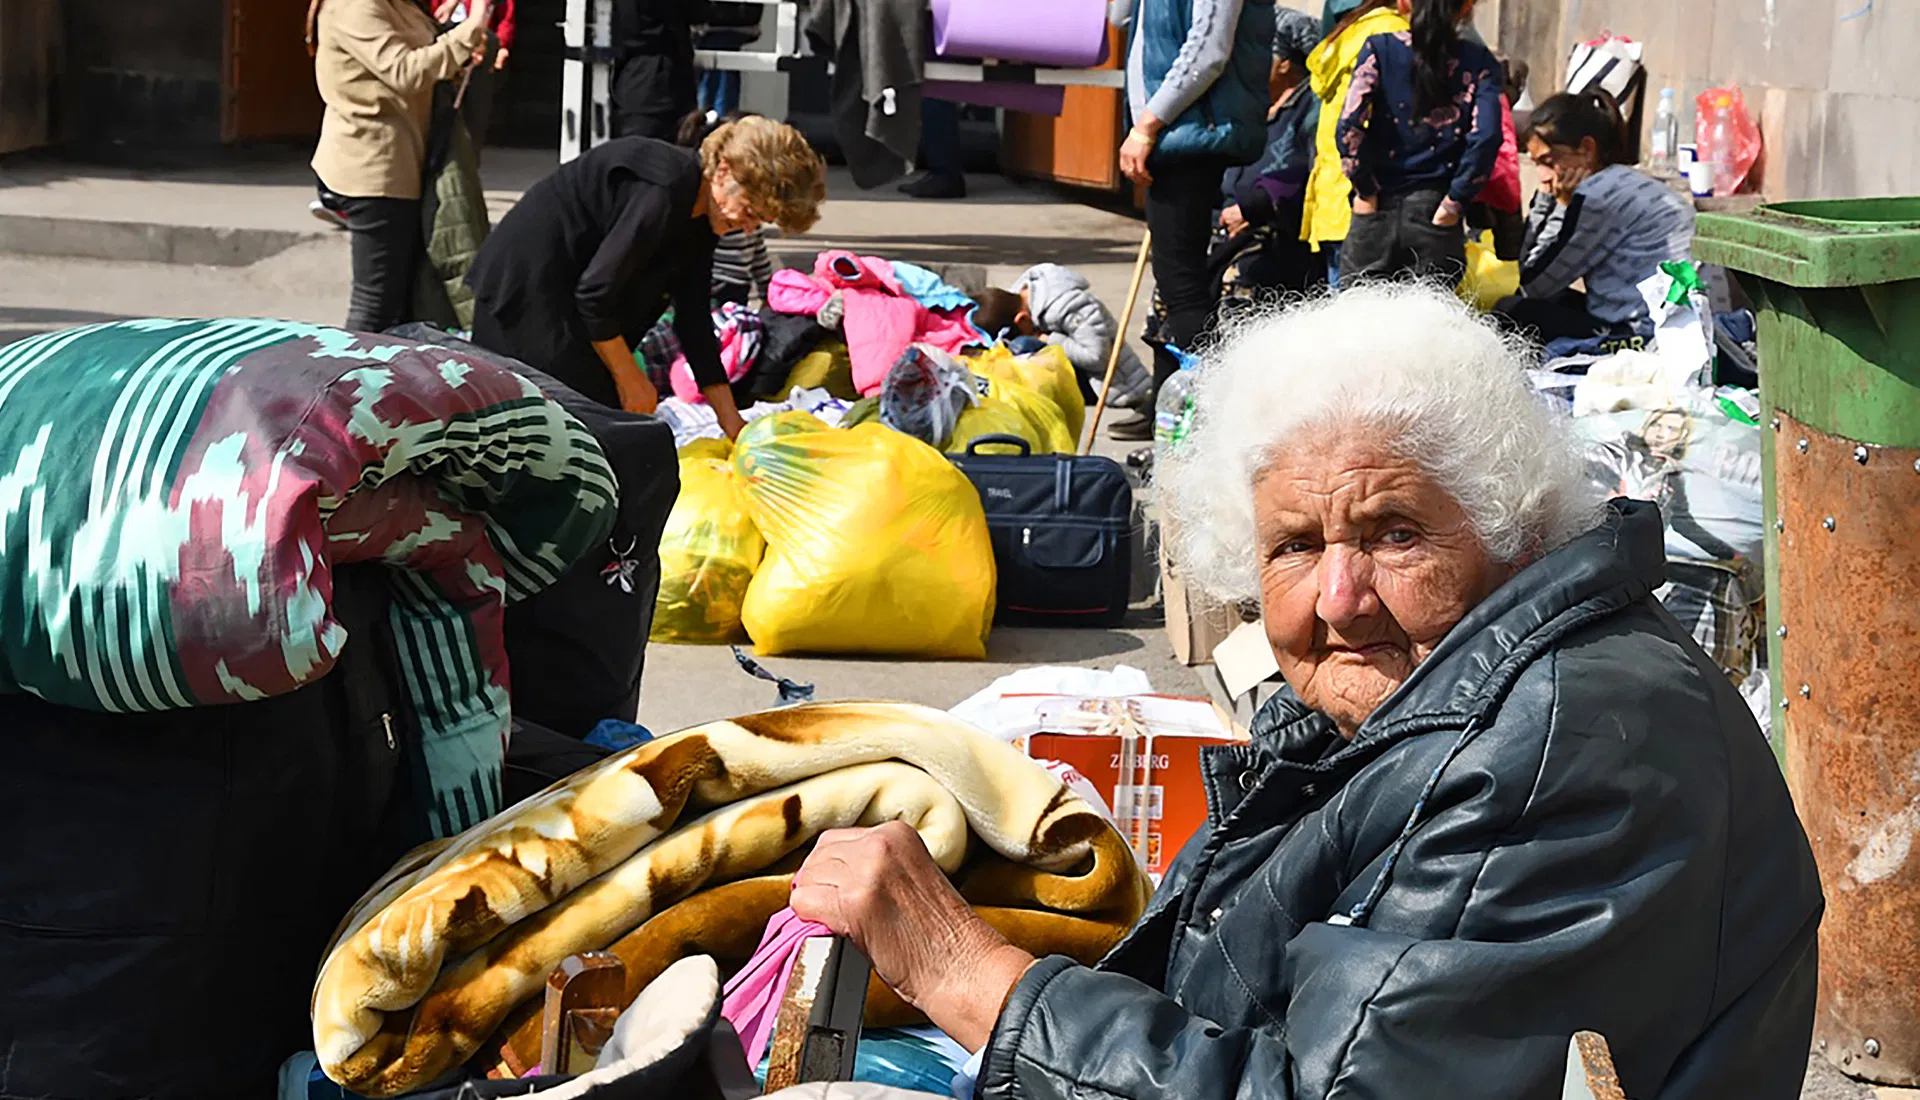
[1005,695,1247,881]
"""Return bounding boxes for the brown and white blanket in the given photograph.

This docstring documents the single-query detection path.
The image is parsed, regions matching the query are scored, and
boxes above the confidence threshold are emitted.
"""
[311,702,1152,1096]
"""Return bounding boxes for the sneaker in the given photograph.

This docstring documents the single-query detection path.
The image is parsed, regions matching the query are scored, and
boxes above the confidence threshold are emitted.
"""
[897,172,967,200]
[1106,409,1153,441]
[308,199,348,230]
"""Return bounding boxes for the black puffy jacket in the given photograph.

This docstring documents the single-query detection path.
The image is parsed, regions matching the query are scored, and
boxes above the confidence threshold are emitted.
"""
[977,501,1822,1100]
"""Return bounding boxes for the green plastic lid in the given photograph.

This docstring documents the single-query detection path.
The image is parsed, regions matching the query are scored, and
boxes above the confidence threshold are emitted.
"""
[1694,197,1920,288]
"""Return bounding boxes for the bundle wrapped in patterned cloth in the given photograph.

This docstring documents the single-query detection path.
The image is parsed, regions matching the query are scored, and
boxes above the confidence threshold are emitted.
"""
[0,319,617,838]
[312,701,1153,1096]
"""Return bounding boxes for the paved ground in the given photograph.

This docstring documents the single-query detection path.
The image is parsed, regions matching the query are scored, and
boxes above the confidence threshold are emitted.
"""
[0,150,1199,732]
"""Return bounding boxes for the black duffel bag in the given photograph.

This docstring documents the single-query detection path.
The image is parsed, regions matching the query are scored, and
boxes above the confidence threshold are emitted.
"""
[951,435,1132,627]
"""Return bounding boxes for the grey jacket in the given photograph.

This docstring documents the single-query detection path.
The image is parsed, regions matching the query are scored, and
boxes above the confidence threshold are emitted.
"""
[1012,264,1151,402]
[1521,165,1696,334]
[978,500,1822,1100]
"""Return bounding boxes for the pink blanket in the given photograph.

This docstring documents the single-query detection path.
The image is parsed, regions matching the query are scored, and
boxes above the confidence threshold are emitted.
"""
[769,251,983,396]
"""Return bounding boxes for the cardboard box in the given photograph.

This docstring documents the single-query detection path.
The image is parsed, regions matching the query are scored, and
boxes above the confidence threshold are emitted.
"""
[1006,695,1247,880]
[1161,539,1241,666]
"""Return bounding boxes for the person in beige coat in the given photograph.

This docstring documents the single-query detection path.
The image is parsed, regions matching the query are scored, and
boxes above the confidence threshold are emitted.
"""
[310,0,493,332]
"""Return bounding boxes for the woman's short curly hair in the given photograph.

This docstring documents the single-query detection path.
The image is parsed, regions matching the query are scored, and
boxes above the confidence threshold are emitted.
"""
[1160,282,1603,605]
[700,115,827,234]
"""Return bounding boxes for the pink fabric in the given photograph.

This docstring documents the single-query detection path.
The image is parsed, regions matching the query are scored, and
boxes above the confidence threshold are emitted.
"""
[668,319,757,403]
[1476,96,1522,215]
[767,252,987,397]
[719,907,834,1068]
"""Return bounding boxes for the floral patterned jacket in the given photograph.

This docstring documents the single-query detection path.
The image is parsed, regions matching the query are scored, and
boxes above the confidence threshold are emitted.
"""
[1335,30,1503,219]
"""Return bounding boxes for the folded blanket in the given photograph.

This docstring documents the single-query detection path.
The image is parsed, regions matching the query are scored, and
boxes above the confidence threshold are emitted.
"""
[312,702,1151,1096]
[0,320,616,839]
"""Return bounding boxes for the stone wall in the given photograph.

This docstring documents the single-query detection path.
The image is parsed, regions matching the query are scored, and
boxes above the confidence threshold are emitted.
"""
[58,0,224,147]
[1495,0,1916,200]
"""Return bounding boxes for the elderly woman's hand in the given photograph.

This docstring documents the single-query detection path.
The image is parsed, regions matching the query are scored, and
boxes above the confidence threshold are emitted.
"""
[790,821,1035,1050]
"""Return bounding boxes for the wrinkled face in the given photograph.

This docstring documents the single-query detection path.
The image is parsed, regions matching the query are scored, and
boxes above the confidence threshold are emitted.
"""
[1255,436,1514,738]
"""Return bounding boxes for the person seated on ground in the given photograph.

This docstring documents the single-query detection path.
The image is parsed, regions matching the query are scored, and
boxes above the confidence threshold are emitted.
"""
[464,116,825,436]
[1211,7,1326,321]
[1494,90,1695,358]
[973,268,1153,414]
[677,109,776,308]
[786,283,1823,1100]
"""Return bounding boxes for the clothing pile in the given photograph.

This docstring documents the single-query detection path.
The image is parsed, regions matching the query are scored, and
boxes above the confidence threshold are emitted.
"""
[0,320,634,1100]
[1538,267,1766,688]
[311,702,1153,1097]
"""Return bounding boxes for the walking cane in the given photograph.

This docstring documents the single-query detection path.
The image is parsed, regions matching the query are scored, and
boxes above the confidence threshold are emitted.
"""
[1083,228,1153,454]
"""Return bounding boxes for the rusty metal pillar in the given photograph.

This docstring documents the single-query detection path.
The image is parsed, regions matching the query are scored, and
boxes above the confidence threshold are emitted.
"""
[1773,412,1920,1083]
[1700,201,1920,1087]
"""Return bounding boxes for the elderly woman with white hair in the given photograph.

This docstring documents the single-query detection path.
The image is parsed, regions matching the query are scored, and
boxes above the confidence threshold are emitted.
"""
[787,283,1823,1100]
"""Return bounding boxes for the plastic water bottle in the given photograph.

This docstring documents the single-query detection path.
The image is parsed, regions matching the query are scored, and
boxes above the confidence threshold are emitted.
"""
[1697,91,1737,198]
[1153,345,1202,465]
[1650,88,1679,177]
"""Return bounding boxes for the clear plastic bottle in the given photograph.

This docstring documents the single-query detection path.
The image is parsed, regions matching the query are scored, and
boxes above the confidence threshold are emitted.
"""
[1153,345,1202,466]
[1650,88,1678,177]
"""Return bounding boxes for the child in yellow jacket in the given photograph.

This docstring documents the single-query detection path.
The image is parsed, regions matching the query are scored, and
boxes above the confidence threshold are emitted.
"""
[1300,1,1408,283]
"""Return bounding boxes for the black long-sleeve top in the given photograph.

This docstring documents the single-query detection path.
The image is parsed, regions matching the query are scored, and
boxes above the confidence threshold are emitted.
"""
[467,138,723,388]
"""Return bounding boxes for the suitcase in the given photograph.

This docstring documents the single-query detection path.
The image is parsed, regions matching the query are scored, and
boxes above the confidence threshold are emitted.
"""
[951,435,1133,627]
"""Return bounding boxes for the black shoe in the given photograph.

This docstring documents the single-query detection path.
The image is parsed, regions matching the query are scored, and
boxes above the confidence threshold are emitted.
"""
[1106,410,1153,441]
[897,172,967,199]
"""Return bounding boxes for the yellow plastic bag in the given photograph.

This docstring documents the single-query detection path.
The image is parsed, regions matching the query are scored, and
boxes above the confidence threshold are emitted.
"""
[733,412,996,658]
[781,339,860,400]
[944,374,1073,456]
[946,395,1038,456]
[1460,230,1519,312]
[965,343,1086,443]
[650,439,765,645]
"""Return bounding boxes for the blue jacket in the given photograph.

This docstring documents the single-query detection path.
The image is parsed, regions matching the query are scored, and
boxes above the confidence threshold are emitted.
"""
[1334,30,1502,210]
[1136,0,1276,163]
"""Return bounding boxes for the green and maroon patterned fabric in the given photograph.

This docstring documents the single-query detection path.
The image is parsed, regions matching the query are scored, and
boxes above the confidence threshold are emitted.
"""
[0,319,617,837]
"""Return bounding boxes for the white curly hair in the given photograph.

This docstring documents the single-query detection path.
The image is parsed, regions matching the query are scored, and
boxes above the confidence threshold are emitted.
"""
[1160,282,1603,606]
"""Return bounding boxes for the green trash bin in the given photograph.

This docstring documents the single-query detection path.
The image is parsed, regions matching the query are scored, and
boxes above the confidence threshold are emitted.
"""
[1696,198,1920,1087]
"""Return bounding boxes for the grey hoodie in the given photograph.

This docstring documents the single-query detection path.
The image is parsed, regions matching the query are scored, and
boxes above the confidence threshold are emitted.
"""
[1012,263,1152,403]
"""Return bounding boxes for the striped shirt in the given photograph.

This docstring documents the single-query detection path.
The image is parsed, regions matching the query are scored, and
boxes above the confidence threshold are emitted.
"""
[712,227,774,302]
[1520,165,1695,333]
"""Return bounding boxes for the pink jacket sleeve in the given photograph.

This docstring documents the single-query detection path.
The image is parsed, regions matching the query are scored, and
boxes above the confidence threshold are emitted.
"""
[767,269,831,315]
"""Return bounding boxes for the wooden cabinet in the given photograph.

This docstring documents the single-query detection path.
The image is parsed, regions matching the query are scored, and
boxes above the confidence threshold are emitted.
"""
[223,0,323,141]
[0,0,57,154]
[1000,26,1126,193]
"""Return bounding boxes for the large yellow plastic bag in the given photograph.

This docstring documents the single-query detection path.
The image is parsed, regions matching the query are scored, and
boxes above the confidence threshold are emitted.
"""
[651,439,765,644]
[1460,230,1519,312]
[943,374,1073,456]
[733,412,996,658]
[946,395,1038,456]
[966,343,1086,442]
[781,339,860,400]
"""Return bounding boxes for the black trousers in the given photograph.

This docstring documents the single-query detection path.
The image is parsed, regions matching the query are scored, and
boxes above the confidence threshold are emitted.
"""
[471,299,622,409]
[1145,156,1231,390]
[613,53,698,141]
[341,195,422,333]
[1342,188,1468,286]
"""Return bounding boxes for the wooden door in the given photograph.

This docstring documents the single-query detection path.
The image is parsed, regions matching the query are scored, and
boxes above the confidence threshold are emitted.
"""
[225,0,324,141]
[1000,26,1126,192]
[0,0,57,155]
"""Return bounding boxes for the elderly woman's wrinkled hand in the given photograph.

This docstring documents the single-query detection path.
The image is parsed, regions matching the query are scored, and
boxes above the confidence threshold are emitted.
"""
[790,821,1035,1050]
